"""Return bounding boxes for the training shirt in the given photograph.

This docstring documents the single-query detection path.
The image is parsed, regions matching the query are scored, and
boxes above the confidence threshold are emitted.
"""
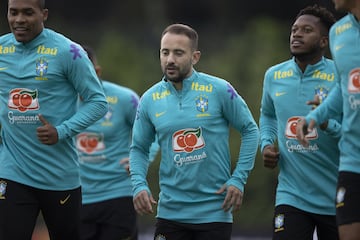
[260,57,341,215]
[0,29,108,190]
[77,81,158,204]
[306,13,360,174]
[130,70,259,224]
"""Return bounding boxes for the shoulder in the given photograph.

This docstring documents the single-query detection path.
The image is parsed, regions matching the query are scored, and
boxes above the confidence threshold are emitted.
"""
[330,14,353,36]
[193,72,244,101]
[103,81,139,98]
[0,33,14,44]
[263,59,294,79]
[265,59,293,73]
[42,29,86,59]
[322,57,336,66]
[141,80,167,98]
[195,71,230,89]
[43,29,73,47]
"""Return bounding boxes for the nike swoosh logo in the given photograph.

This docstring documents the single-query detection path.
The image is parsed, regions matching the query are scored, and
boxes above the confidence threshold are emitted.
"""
[275,92,287,97]
[155,111,166,117]
[59,194,71,205]
[335,44,344,51]
[0,67,8,71]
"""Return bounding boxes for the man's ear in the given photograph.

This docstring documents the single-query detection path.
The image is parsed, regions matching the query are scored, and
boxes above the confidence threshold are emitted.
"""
[42,9,49,22]
[192,50,201,65]
[95,65,102,77]
[320,36,329,49]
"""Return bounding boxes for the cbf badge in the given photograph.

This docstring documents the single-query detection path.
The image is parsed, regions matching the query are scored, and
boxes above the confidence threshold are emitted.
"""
[314,86,329,103]
[336,187,346,208]
[155,234,166,240]
[0,180,7,199]
[274,214,284,233]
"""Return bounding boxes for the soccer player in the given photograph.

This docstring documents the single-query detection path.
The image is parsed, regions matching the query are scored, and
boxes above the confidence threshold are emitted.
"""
[129,23,259,240]
[296,0,360,239]
[260,5,341,240]
[0,0,108,239]
[77,46,158,240]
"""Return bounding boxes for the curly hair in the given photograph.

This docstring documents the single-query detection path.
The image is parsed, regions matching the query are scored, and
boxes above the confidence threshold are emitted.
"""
[296,4,336,33]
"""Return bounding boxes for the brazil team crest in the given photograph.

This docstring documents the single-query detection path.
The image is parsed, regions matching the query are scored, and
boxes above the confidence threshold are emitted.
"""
[195,95,208,113]
[0,180,7,200]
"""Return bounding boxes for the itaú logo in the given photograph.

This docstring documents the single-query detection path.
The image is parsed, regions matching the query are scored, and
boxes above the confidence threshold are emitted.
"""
[172,127,205,153]
[8,88,39,112]
[285,116,317,140]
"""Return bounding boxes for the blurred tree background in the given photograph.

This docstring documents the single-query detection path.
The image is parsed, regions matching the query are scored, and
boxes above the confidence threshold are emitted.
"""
[0,0,343,238]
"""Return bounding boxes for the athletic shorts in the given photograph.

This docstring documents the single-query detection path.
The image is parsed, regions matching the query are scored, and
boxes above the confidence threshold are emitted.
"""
[154,218,232,240]
[336,171,360,225]
[273,205,338,240]
[0,178,81,240]
[80,196,137,240]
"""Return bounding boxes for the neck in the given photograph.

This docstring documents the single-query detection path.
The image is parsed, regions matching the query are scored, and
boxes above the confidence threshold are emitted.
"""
[295,54,322,72]
[171,81,183,91]
[351,8,360,20]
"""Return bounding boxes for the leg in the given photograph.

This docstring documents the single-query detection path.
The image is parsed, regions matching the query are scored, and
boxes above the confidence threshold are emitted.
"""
[80,202,99,240]
[313,214,339,240]
[0,179,40,240]
[338,223,360,240]
[193,222,232,240]
[272,205,315,240]
[39,187,82,240]
[336,172,360,240]
[154,218,192,240]
[96,197,138,240]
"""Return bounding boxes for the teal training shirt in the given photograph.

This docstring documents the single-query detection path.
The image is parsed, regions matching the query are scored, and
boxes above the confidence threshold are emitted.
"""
[77,80,159,204]
[77,81,138,204]
[130,70,259,224]
[307,13,360,174]
[0,29,108,190]
[260,57,341,215]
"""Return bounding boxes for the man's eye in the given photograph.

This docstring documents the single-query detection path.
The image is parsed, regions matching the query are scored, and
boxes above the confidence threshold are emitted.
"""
[25,10,34,16]
[175,51,183,56]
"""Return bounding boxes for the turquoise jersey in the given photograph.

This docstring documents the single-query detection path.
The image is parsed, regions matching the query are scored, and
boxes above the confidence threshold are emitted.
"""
[130,70,259,224]
[260,57,341,215]
[0,29,108,190]
[77,80,159,204]
[307,13,360,174]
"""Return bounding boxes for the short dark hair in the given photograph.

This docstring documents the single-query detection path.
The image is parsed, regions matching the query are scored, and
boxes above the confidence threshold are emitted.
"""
[161,23,199,51]
[8,0,45,9]
[296,5,336,34]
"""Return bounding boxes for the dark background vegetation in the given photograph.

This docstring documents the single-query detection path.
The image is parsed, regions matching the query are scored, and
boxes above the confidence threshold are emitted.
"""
[0,0,344,238]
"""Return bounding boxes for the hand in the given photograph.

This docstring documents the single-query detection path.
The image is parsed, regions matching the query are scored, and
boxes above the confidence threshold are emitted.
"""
[307,94,321,110]
[119,157,130,175]
[306,95,328,130]
[36,114,58,145]
[262,145,279,169]
[295,118,316,147]
[133,190,157,215]
[216,185,243,212]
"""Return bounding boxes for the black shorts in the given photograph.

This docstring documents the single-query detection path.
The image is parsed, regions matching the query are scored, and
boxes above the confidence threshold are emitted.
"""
[273,205,338,240]
[154,218,232,240]
[0,178,81,240]
[336,171,360,226]
[80,196,137,240]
